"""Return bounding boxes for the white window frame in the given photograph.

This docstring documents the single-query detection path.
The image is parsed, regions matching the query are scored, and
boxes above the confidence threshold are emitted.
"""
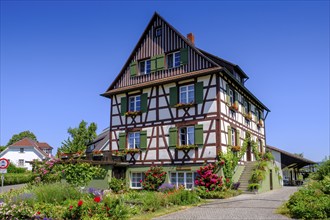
[231,128,236,146]
[131,172,143,189]
[139,59,151,75]
[170,172,197,189]
[179,84,194,104]
[167,51,180,69]
[128,95,141,112]
[179,126,195,146]
[128,132,140,149]
[18,159,24,167]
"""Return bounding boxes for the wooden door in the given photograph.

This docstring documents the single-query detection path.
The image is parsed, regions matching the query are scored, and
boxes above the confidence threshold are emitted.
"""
[247,144,252,161]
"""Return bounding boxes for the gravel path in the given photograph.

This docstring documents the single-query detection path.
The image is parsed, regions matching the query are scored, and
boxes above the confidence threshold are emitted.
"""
[154,187,298,220]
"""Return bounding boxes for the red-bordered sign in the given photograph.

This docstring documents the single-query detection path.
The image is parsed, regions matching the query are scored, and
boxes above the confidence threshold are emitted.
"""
[0,158,9,169]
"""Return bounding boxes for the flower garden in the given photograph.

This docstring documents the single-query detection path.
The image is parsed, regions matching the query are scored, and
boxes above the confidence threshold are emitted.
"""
[0,156,243,219]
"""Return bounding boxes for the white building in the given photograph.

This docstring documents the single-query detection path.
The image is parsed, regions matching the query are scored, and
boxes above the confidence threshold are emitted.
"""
[0,138,52,170]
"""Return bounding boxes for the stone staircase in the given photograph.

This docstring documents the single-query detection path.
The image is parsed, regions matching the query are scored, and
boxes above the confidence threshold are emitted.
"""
[238,161,256,193]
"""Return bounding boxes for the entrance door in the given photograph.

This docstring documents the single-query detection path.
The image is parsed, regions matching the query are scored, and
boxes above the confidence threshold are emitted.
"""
[112,167,126,179]
[247,144,252,161]
[270,169,273,190]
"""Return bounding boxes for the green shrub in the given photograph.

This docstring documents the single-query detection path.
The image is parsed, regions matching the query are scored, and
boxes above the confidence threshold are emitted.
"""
[286,177,330,219]
[103,195,129,220]
[250,169,266,183]
[196,188,241,199]
[7,163,27,173]
[311,159,330,181]
[248,183,260,191]
[0,201,34,219]
[33,203,66,219]
[31,182,83,204]
[4,173,34,185]
[63,163,105,187]
[109,178,126,193]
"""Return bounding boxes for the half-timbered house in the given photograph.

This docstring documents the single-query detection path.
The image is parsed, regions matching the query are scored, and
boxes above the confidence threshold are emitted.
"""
[101,12,270,189]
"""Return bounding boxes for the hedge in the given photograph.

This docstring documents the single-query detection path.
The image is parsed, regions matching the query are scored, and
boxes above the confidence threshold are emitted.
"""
[3,173,35,186]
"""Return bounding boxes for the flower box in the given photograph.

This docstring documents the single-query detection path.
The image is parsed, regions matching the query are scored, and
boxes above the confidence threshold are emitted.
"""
[229,103,239,112]
[175,144,198,150]
[231,145,241,152]
[112,150,126,157]
[125,148,141,154]
[92,150,103,157]
[243,112,253,121]
[174,102,196,108]
[112,155,126,162]
[257,120,264,127]
[125,111,142,116]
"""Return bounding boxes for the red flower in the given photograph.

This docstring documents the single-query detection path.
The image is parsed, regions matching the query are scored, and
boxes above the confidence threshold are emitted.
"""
[69,205,73,210]
[94,196,101,203]
[36,211,41,215]
[77,200,83,206]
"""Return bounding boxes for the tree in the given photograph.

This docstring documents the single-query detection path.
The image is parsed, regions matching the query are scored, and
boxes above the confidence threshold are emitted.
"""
[59,120,97,153]
[0,146,7,152]
[6,130,38,146]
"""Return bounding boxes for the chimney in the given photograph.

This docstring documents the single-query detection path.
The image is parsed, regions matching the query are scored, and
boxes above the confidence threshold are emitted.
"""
[187,33,195,44]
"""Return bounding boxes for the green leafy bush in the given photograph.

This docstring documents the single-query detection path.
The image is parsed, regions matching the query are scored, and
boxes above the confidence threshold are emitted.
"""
[7,163,27,173]
[0,201,34,219]
[166,188,200,205]
[4,173,34,185]
[103,195,129,220]
[109,177,126,193]
[248,183,260,191]
[196,188,241,199]
[285,159,330,219]
[63,163,105,187]
[142,192,162,212]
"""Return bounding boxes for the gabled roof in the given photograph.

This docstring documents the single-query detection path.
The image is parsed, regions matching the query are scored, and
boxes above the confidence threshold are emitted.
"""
[87,127,110,152]
[37,142,53,150]
[102,12,270,112]
[4,137,51,158]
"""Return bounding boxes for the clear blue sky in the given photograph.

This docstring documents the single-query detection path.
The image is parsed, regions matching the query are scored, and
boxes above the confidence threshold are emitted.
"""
[1,1,329,162]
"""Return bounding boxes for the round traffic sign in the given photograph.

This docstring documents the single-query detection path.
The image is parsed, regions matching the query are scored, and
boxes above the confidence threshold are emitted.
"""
[0,158,9,169]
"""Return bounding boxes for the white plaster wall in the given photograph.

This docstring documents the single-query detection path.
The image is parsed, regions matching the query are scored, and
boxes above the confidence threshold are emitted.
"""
[203,146,217,158]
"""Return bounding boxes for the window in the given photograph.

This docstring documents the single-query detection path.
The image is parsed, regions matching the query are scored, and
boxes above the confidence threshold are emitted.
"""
[179,84,194,104]
[229,88,234,105]
[243,99,249,113]
[170,172,197,189]
[167,51,181,68]
[257,110,262,121]
[245,119,250,127]
[231,128,237,146]
[233,71,241,83]
[128,132,140,149]
[155,27,162,37]
[20,148,24,153]
[131,172,144,188]
[129,95,141,112]
[179,126,194,145]
[18,159,24,167]
[139,59,151,75]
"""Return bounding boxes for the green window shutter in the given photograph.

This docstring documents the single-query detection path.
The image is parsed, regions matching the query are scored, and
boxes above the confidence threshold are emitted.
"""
[169,127,178,148]
[156,54,165,70]
[227,126,232,146]
[121,97,127,116]
[140,93,148,112]
[140,131,147,150]
[150,56,157,72]
[195,82,204,104]
[119,132,126,150]
[236,129,240,146]
[180,48,188,65]
[169,87,178,107]
[194,124,204,146]
[130,61,137,77]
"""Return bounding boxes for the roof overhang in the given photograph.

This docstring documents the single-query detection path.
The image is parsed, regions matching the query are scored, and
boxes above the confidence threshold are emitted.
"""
[266,145,316,169]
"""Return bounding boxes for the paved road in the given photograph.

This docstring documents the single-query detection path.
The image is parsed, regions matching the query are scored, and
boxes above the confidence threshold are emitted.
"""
[154,187,298,220]
[0,184,26,194]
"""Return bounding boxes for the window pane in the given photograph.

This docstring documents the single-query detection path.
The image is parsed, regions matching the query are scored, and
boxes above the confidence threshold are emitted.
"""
[174,52,180,67]
[171,173,177,186]
[187,127,195,145]
[168,54,173,68]
[129,97,135,111]
[180,128,186,145]
[178,173,184,186]
[146,60,151,74]
[140,62,145,73]
[188,91,194,103]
